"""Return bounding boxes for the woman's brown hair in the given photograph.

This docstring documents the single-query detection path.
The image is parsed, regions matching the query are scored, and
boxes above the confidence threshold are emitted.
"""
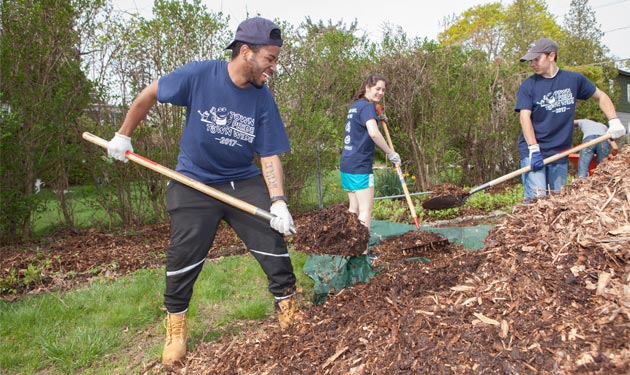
[353,74,389,100]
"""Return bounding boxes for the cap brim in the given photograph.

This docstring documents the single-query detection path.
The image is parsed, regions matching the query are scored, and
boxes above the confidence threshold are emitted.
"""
[225,40,237,50]
[520,51,541,62]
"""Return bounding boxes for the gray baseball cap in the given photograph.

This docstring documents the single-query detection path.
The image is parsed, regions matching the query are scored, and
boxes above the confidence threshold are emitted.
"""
[520,38,558,61]
[226,17,283,50]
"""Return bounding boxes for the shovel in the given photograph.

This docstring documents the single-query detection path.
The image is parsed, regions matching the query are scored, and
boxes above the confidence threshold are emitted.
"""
[422,133,612,210]
[375,105,420,229]
[82,132,296,233]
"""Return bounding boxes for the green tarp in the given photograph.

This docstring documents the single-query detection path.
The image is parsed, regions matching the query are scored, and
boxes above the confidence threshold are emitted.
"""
[302,254,376,305]
[303,220,493,304]
[369,220,493,251]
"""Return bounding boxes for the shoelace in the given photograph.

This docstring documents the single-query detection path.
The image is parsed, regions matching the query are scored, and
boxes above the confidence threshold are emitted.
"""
[166,316,187,342]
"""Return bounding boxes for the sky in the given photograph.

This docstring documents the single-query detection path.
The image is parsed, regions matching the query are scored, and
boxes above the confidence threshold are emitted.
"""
[114,0,630,64]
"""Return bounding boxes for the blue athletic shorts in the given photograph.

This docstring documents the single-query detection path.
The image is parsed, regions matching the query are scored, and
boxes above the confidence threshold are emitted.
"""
[341,172,374,191]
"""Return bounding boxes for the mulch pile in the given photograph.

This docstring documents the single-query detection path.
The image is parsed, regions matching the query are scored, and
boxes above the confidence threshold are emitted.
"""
[291,204,371,256]
[370,230,454,265]
[427,183,468,198]
[157,148,630,374]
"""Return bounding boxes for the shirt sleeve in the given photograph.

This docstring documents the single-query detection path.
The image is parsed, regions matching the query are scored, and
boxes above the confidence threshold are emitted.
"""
[576,74,596,100]
[254,91,291,157]
[359,102,377,125]
[157,62,199,106]
[514,78,533,112]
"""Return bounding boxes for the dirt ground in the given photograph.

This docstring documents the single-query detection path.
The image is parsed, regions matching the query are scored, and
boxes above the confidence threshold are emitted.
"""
[2,148,629,374]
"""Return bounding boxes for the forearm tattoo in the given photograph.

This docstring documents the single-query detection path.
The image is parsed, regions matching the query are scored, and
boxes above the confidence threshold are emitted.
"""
[263,160,280,191]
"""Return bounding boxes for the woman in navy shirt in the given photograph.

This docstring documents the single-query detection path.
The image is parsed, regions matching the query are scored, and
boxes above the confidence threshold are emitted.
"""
[340,74,401,253]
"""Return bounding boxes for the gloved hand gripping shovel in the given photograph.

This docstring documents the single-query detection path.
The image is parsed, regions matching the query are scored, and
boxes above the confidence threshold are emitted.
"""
[82,132,295,233]
[375,105,420,229]
[422,133,613,210]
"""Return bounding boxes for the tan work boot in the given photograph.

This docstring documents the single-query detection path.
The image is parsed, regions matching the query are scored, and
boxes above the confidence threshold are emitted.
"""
[162,312,187,365]
[275,295,304,330]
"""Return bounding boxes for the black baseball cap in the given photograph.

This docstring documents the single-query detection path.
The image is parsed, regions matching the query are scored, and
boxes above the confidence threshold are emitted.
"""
[226,17,283,50]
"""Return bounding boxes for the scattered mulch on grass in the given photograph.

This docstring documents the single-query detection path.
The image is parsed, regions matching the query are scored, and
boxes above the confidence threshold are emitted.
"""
[152,147,630,374]
[0,223,246,300]
[291,204,370,257]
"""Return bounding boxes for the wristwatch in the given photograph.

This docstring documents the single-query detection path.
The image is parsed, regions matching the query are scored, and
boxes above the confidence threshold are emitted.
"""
[270,195,288,204]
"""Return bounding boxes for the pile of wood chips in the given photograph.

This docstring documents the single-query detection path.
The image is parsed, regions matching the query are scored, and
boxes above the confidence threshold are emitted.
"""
[159,147,629,375]
[291,204,371,257]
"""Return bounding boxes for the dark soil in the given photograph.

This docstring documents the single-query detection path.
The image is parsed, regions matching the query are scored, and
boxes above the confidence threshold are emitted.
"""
[2,148,629,374]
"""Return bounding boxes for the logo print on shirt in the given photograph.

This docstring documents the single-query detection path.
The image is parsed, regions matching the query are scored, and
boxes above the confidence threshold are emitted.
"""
[343,121,353,151]
[197,107,255,147]
[536,89,574,114]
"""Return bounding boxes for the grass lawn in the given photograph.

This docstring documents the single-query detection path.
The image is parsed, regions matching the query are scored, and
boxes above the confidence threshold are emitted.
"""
[0,250,312,375]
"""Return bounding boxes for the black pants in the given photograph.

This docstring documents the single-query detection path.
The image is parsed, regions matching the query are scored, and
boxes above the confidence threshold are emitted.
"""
[163,176,296,313]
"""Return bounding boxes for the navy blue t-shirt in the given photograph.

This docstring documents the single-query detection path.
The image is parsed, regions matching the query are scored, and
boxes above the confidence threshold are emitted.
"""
[340,99,377,174]
[515,70,595,162]
[157,60,290,184]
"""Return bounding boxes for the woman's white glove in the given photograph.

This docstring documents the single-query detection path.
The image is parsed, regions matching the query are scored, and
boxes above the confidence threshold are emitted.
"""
[107,132,133,162]
[270,201,295,236]
[607,118,626,139]
[387,151,401,165]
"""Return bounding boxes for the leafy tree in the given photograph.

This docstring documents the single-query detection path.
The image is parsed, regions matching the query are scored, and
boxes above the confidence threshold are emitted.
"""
[379,37,520,190]
[502,0,564,62]
[560,0,608,66]
[1,0,97,242]
[438,2,506,61]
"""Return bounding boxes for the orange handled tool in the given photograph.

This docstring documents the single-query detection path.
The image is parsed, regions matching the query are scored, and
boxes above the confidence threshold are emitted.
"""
[375,105,420,229]
[82,132,295,233]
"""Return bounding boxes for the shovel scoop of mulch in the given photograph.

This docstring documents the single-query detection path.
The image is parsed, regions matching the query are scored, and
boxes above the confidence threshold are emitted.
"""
[290,204,370,257]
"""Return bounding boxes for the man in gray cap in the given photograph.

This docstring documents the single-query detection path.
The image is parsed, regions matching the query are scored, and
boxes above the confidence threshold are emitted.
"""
[514,37,626,202]
[106,17,303,365]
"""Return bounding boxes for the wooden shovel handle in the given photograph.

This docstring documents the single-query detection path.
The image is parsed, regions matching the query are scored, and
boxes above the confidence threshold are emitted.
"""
[375,105,420,228]
[82,132,277,223]
[469,133,613,194]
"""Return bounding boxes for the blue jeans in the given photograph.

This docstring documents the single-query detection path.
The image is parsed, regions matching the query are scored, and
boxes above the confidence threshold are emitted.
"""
[577,134,609,178]
[520,157,568,203]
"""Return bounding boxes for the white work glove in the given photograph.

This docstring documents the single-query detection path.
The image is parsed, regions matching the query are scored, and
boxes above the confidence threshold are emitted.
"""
[270,201,295,236]
[107,132,133,162]
[607,118,626,139]
[387,151,401,165]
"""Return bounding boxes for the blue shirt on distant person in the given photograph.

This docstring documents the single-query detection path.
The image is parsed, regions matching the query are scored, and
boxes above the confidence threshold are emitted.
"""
[340,99,378,174]
[515,70,596,163]
[157,60,290,184]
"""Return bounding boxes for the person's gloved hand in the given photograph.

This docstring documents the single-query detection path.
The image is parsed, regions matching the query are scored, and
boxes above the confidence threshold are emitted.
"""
[270,201,295,236]
[528,144,544,171]
[376,114,388,123]
[107,132,133,162]
[607,118,626,139]
[387,151,401,165]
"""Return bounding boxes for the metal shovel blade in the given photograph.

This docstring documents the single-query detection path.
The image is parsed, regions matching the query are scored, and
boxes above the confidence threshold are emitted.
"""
[422,193,468,210]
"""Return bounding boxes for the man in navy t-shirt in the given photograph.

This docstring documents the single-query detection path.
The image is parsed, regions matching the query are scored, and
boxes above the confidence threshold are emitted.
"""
[107,17,302,365]
[515,38,626,202]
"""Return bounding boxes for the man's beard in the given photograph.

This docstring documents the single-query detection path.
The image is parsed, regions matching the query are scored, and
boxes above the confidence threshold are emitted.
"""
[250,79,264,89]
[247,58,266,89]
